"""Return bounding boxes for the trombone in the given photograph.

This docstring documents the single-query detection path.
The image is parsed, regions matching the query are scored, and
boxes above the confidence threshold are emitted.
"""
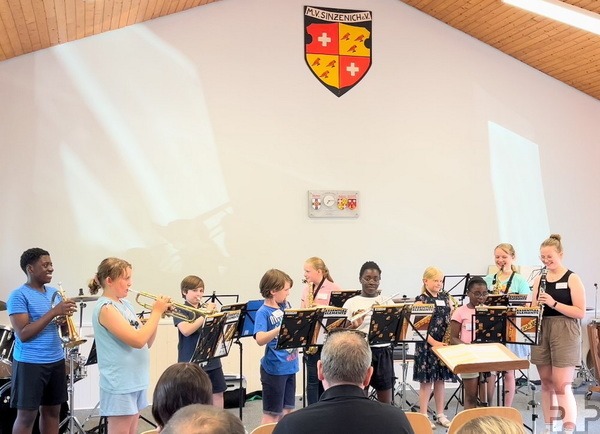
[129,289,216,323]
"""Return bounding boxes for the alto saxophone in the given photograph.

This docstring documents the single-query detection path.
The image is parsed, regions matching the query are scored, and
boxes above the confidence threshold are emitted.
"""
[305,281,319,355]
[442,292,459,344]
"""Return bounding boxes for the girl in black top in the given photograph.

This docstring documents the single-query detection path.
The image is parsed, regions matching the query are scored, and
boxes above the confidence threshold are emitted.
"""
[531,234,586,434]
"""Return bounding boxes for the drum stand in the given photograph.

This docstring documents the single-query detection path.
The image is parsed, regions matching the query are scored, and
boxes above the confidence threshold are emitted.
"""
[59,348,86,434]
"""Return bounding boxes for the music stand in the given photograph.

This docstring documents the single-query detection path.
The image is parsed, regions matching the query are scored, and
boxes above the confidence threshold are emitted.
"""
[443,274,484,302]
[191,313,227,364]
[276,308,320,350]
[219,303,252,419]
[505,307,541,346]
[366,304,429,410]
[329,290,362,308]
[237,299,264,338]
[201,291,239,308]
[311,307,348,347]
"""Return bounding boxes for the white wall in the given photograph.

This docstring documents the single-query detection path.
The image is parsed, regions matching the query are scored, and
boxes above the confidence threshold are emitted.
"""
[1,0,599,405]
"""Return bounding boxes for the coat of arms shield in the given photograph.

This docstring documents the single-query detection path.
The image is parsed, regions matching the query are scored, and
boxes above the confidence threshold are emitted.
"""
[304,6,372,97]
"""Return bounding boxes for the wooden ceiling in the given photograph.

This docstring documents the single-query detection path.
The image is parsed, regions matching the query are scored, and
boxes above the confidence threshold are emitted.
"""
[0,0,599,100]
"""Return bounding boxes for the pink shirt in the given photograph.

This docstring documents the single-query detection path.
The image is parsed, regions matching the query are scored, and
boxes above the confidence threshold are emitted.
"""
[300,280,342,308]
[451,303,476,344]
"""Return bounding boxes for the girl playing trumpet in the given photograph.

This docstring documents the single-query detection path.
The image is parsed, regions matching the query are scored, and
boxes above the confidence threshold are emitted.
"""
[173,275,227,408]
[89,257,171,434]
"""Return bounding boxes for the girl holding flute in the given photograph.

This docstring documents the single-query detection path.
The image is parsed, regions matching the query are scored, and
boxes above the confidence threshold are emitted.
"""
[343,261,394,404]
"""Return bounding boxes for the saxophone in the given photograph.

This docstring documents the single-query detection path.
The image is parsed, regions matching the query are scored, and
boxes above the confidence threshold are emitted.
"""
[442,292,459,344]
[305,281,319,355]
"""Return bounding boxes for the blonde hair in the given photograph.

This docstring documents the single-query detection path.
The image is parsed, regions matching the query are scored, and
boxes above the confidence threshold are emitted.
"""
[457,415,526,434]
[421,266,443,293]
[305,257,334,282]
[88,257,132,295]
[541,233,563,254]
[495,243,517,272]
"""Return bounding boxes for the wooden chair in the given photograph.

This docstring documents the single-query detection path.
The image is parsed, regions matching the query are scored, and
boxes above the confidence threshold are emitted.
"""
[249,422,277,434]
[447,406,523,434]
[404,412,433,434]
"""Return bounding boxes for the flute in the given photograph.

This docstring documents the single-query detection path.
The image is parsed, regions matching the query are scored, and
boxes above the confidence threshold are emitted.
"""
[348,292,403,323]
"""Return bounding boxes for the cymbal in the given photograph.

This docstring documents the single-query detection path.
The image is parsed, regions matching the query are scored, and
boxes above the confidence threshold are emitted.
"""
[71,296,99,302]
[0,300,6,311]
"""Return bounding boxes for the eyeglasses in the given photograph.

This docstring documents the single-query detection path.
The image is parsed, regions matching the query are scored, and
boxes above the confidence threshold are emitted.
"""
[470,291,489,297]
[361,276,380,283]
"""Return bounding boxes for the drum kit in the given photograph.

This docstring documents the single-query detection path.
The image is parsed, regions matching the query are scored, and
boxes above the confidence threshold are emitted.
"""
[0,293,99,434]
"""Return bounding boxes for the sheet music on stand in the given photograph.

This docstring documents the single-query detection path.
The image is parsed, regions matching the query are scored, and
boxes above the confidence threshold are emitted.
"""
[213,310,242,358]
[368,304,407,345]
[505,306,541,345]
[329,290,362,308]
[276,308,320,350]
[190,313,227,364]
[473,306,507,344]
[401,304,435,342]
[312,307,348,346]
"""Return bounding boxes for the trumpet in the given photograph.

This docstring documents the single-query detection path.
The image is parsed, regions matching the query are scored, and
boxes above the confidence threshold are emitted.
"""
[129,289,216,323]
[51,283,87,348]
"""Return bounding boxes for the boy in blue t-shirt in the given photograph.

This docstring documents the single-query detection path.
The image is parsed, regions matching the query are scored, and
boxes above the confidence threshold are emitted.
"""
[253,269,298,425]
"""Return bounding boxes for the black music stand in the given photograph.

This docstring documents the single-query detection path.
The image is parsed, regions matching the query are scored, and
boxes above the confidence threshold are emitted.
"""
[329,290,362,308]
[367,304,430,410]
[191,313,227,364]
[220,303,250,419]
[201,291,239,308]
[276,308,320,350]
[473,307,512,407]
[443,274,485,302]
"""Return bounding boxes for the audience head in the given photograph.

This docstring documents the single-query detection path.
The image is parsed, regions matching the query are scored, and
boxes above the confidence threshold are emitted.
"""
[457,415,526,434]
[152,363,213,429]
[161,404,245,434]
[318,329,372,389]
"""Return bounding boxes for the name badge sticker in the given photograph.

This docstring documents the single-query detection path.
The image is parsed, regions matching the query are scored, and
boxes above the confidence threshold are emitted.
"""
[435,299,445,307]
[317,293,328,300]
[556,282,568,289]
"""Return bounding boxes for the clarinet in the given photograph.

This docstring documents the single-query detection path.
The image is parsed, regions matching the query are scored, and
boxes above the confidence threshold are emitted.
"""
[538,267,548,307]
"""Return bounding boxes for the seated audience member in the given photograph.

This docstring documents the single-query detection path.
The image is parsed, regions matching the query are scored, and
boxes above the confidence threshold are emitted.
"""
[160,404,245,434]
[273,329,414,434]
[152,363,213,430]
[457,415,526,434]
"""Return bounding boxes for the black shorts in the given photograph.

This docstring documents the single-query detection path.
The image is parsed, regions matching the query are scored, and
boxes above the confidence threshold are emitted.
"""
[11,360,68,410]
[370,346,394,391]
[205,366,228,394]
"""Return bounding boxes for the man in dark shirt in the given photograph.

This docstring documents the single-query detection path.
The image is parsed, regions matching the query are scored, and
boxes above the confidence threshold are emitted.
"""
[273,329,414,434]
